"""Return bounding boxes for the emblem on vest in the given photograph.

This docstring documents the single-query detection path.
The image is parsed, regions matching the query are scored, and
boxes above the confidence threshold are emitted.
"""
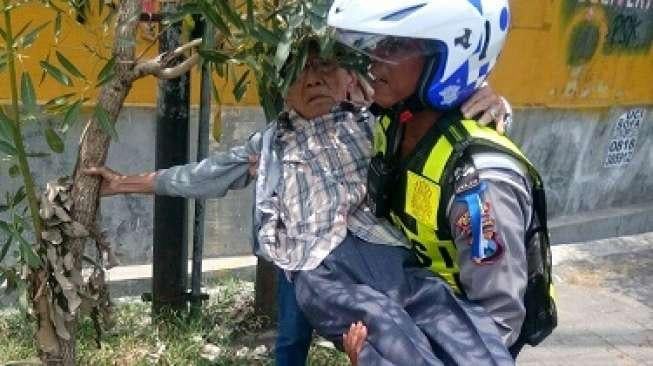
[453,163,480,194]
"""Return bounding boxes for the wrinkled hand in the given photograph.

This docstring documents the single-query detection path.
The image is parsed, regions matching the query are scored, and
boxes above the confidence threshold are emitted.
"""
[248,155,259,177]
[343,321,367,366]
[348,74,375,108]
[82,166,125,196]
[461,84,511,135]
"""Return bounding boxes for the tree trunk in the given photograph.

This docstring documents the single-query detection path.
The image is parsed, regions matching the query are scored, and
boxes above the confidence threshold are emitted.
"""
[39,0,142,364]
[255,258,278,325]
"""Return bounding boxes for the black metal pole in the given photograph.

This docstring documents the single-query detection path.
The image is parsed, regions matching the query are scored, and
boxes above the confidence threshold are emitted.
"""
[190,22,213,317]
[152,2,190,316]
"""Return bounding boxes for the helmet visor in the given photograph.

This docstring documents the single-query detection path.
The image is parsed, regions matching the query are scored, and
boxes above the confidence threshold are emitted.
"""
[335,30,440,65]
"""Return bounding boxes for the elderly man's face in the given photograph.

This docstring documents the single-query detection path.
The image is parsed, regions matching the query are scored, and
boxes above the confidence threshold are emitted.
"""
[286,55,354,119]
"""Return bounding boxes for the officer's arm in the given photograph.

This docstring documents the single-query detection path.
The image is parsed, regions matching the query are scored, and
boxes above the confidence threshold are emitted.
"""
[154,128,264,199]
[447,167,532,346]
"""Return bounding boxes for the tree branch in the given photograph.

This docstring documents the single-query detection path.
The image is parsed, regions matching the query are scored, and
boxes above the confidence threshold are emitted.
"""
[132,38,202,80]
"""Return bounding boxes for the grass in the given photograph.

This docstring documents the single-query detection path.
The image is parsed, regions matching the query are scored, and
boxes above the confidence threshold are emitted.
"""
[0,279,349,365]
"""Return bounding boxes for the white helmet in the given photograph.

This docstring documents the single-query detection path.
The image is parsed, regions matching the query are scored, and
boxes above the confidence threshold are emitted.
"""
[328,0,510,110]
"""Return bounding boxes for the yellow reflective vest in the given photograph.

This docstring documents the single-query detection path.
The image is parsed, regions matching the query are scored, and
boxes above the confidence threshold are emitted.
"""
[372,111,557,345]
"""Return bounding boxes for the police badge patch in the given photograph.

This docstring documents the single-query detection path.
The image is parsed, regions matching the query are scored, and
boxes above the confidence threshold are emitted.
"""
[454,196,504,265]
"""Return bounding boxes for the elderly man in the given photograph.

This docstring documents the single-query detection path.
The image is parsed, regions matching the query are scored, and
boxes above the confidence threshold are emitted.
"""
[85,41,513,365]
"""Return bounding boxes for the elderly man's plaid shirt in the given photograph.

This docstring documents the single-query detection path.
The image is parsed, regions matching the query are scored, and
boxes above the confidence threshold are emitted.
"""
[256,104,408,271]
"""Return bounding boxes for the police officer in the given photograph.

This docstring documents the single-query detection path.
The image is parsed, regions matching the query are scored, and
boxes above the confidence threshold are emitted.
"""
[329,0,556,358]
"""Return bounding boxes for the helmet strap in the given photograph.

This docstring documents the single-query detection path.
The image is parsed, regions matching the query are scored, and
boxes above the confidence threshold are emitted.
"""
[416,54,439,109]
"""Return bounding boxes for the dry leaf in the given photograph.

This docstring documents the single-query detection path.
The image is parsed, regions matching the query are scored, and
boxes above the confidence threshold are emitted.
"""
[63,253,74,271]
[51,304,71,340]
[53,205,72,222]
[42,229,63,245]
[200,343,224,362]
[46,182,59,203]
[61,221,89,238]
[39,195,54,220]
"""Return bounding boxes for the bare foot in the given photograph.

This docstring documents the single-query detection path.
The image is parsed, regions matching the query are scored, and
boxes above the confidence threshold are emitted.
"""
[343,321,367,366]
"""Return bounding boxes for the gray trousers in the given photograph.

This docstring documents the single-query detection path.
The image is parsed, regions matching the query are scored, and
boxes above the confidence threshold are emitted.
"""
[294,233,514,366]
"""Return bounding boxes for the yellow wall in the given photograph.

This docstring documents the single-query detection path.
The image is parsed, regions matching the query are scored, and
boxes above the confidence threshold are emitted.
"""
[0,4,259,107]
[2,1,651,109]
[491,0,653,107]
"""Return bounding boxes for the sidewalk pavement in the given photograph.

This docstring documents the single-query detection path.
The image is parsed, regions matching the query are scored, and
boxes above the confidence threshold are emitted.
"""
[518,232,653,365]
[93,231,653,365]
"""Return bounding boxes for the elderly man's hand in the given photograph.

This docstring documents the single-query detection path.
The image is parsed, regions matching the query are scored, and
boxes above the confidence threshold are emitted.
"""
[343,321,367,366]
[82,166,126,196]
[83,166,158,196]
[248,155,259,177]
[348,74,375,108]
[461,84,512,135]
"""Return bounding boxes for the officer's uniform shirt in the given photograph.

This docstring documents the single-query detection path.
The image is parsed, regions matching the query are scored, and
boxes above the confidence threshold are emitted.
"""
[446,150,532,346]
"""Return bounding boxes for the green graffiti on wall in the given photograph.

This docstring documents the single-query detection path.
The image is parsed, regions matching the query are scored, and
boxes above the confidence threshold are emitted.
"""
[568,21,601,65]
[561,0,653,64]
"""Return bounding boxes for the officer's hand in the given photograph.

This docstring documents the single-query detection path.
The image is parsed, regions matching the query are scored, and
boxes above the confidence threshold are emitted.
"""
[461,84,511,135]
[82,166,126,196]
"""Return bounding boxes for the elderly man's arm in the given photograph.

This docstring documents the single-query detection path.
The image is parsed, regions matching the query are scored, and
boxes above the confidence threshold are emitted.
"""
[84,130,264,199]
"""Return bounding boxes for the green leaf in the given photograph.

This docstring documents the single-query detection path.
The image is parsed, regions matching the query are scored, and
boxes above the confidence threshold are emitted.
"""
[44,0,65,13]
[198,49,230,64]
[250,24,281,46]
[25,151,50,158]
[215,0,245,30]
[54,12,62,38]
[260,91,278,122]
[0,234,12,263]
[232,70,250,102]
[14,21,33,41]
[16,21,50,49]
[0,28,8,43]
[94,105,117,140]
[44,128,64,153]
[2,268,18,294]
[44,93,76,110]
[0,108,14,142]
[40,61,73,86]
[0,220,9,234]
[39,52,50,85]
[17,236,41,268]
[62,99,82,132]
[20,73,37,112]
[246,0,254,24]
[12,187,25,206]
[56,51,85,79]
[0,52,7,73]
[8,165,19,177]
[0,140,17,156]
[197,0,230,36]
[214,63,225,78]
[96,56,116,87]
